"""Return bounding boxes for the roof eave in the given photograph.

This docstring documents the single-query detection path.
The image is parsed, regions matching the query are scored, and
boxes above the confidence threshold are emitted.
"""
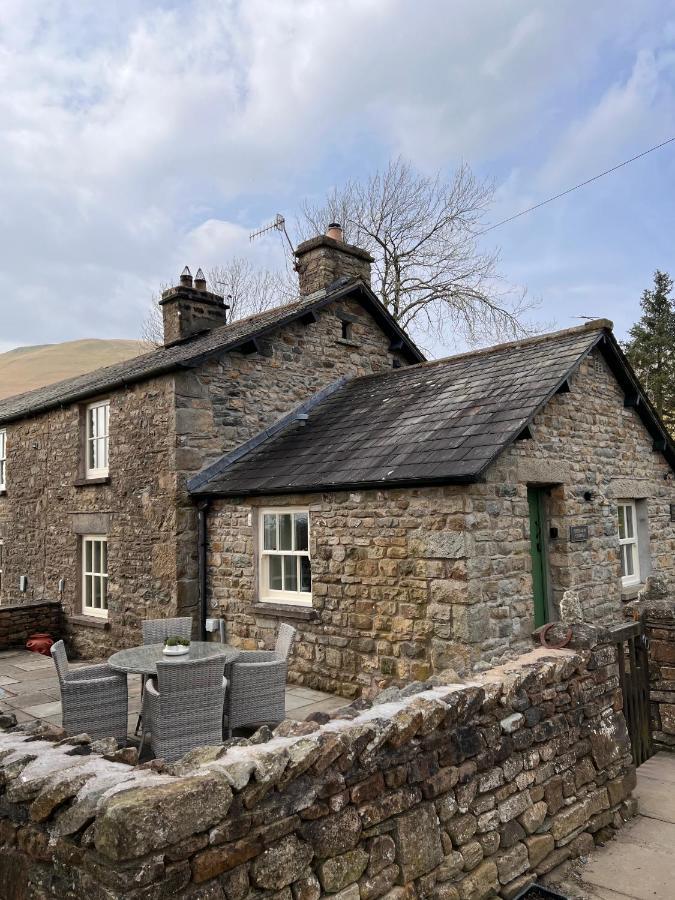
[191,471,482,498]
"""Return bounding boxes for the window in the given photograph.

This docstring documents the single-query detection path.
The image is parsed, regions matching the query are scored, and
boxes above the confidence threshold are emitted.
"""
[259,510,311,605]
[82,536,108,618]
[0,429,6,490]
[86,401,110,478]
[618,500,640,587]
[341,320,353,341]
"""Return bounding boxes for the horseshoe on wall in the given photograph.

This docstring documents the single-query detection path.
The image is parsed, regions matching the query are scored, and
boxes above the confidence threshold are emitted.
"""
[539,622,574,649]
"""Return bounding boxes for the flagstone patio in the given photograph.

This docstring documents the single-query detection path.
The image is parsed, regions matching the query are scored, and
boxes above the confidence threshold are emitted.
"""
[0,648,344,741]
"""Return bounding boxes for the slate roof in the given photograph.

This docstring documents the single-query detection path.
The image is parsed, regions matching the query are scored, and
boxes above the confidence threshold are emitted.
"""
[190,319,675,496]
[0,279,423,426]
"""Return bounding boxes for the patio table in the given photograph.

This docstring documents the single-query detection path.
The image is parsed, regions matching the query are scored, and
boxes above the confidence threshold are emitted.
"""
[108,641,239,677]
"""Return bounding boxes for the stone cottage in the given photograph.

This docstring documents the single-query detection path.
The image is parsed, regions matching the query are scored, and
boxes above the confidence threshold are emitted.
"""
[189,305,675,697]
[0,229,421,656]
[1,225,674,697]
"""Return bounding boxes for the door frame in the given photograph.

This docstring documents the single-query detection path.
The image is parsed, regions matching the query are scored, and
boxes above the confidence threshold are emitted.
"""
[527,485,551,628]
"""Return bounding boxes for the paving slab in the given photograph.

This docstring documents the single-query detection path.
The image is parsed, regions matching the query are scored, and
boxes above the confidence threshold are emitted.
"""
[0,650,345,747]
[581,753,675,900]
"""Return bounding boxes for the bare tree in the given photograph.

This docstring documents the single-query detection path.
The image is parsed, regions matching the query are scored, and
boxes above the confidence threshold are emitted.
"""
[299,157,538,346]
[142,258,294,348]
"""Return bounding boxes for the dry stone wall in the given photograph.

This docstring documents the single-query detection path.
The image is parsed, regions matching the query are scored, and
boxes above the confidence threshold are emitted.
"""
[625,592,675,753]
[0,600,62,651]
[0,646,637,900]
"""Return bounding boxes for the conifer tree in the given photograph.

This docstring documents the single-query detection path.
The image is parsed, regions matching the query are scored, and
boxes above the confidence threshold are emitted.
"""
[624,270,675,432]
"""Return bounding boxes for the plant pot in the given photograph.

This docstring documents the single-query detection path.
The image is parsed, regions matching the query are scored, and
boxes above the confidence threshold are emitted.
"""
[514,885,569,900]
[26,633,54,656]
[162,645,190,657]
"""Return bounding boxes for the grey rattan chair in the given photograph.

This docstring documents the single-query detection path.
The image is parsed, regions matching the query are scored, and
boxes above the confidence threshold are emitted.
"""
[224,624,297,737]
[136,617,193,735]
[50,640,128,745]
[142,655,226,762]
[142,617,193,644]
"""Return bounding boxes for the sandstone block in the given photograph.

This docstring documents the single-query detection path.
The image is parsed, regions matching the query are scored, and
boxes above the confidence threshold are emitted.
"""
[446,813,478,847]
[392,802,443,881]
[94,775,233,861]
[459,840,483,871]
[300,807,362,858]
[525,833,554,868]
[607,770,637,806]
[367,835,396,876]
[498,790,532,824]
[517,800,547,835]
[318,847,369,892]
[496,842,529,884]
[457,859,499,900]
[251,835,314,890]
[359,863,399,900]
[220,864,250,900]
[589,711,630,769]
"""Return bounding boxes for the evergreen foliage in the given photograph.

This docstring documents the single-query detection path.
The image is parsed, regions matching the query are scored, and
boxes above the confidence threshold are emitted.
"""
[624,270,675,432]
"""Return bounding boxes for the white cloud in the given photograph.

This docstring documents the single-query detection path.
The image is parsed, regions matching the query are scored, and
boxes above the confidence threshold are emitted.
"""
[0,0,674,350]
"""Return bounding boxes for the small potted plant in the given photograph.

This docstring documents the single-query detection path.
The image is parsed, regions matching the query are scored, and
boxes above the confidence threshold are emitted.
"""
[162,636,191,657]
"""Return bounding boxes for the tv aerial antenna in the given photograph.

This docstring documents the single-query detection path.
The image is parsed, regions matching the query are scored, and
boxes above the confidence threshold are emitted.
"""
[249,213,294,255]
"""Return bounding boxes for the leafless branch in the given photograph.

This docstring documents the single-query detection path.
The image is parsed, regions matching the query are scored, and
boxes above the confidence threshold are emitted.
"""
[298,157,539,347]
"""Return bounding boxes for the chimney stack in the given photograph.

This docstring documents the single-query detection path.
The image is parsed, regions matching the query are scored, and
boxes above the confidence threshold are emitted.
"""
[294,224,373,296]
[159,265,230,346]
[194,267,207,291]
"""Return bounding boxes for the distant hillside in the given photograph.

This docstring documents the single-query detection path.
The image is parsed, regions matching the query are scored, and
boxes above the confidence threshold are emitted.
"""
[0,339,145,400]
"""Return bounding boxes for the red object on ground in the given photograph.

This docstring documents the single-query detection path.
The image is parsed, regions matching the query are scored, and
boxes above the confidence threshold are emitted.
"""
[26,633,54,656]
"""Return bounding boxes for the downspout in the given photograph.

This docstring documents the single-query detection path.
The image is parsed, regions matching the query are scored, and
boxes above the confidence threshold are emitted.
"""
[197,498,211,641]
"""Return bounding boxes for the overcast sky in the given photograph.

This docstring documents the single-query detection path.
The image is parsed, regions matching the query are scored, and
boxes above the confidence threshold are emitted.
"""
[1,1,674,356]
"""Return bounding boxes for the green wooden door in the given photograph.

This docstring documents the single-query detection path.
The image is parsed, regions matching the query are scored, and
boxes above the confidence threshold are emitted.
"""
[527,487,549,628]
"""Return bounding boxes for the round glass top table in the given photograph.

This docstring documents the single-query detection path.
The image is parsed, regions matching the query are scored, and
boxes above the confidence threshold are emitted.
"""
[108,642,240,677]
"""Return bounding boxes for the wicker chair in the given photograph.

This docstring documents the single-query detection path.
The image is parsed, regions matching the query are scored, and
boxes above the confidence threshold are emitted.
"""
[142,656,226,762]
[136,617,193,735]
[224,624,297,737]
[50,640,128,745]
[142,617,193,644]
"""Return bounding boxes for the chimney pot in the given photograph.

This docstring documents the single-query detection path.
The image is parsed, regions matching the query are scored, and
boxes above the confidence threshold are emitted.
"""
[180,266,193,288]
[194,267,207,291]
[326,223,343,242]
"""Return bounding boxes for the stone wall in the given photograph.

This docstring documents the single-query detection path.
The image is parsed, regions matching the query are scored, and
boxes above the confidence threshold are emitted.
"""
[0,375,178,658]
[0,600,62,651]
[174,296,403,622]
[208,347,675,694]
[0,646,637,900]
[0,293,401,658]
[632,597,675,753]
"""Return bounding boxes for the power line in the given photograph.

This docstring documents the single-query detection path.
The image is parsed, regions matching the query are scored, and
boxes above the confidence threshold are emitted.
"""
[478,135,675,236]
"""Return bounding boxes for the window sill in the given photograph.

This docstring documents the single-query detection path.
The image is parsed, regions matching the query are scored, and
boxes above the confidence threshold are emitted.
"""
[336,338,360,349]
[0,489,6,496]
[73,476,110,487]
[251,602,318,621]
[69,614,110,630]
[621,583,645,602]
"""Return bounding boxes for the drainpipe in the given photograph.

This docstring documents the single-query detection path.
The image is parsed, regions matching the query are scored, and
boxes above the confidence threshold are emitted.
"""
[197,498,211,641]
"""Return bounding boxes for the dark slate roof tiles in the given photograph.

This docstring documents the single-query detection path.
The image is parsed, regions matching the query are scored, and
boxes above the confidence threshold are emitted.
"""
[0,279,423,426]
[191,322,611,496]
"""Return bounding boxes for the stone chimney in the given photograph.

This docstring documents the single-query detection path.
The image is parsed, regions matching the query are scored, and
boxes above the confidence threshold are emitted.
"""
[159,266,230,346]
[294,224,373,296]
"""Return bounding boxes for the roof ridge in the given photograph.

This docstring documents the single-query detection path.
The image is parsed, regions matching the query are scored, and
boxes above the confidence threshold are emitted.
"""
[351,319,613,384]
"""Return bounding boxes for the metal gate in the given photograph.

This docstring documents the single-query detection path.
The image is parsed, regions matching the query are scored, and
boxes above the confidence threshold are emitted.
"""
[611,621,652,766]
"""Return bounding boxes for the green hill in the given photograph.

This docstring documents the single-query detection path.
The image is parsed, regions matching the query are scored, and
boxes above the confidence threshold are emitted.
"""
[0,339,145,400]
